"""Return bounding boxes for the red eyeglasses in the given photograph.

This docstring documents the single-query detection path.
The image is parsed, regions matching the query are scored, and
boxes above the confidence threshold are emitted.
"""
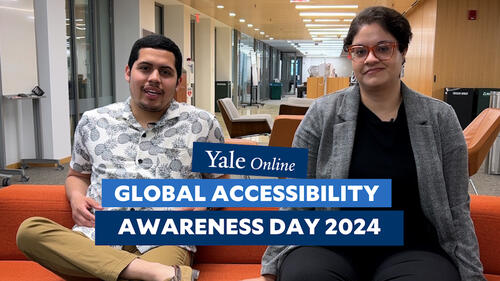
[347,42,398,62]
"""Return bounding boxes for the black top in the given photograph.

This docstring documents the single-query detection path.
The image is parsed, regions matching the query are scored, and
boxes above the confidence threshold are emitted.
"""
[348,101,440,249]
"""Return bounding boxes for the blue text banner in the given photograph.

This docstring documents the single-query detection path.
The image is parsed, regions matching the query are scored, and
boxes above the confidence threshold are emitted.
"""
[95,210,403,246]
[192,142,308,178]
[101,179,392,208]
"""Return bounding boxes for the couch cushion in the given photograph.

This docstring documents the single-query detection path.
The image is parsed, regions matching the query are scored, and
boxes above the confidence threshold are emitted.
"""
[470,195,500,276]
[485,274,500,281]
[195,263,261,281]
[0,261,64,281]
[0,185,73,260]
[196,246,267,264]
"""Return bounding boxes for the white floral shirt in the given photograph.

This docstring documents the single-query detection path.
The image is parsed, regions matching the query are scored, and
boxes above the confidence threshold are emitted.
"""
[70,98,224,253]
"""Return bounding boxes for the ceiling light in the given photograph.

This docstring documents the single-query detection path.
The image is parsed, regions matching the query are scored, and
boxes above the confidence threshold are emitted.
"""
[314,19,340,22]
[260,31,265,35]
[239,18,245,22]
[217,5,224,9]
[254,28,260,31]
[306,24,349,27]
[270,37,274,40]
[308,28,349,32]
[247,24,253,27]
[344,19,353,22]
[265,35,270,38]
[295,5,358,9]
[310,31,348,34]
[303,19,312,22]
[299,12,356,17]
[229,12,236,17]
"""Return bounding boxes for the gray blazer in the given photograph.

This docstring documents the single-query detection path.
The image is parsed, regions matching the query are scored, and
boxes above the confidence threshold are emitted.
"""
[261,82,485,281]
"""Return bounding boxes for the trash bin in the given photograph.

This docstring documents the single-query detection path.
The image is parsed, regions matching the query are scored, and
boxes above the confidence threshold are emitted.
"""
[486,91,500,174]
[270,82,282,100]
[444,88,475,129]
[215,81,231,112]
[475,88,500,117]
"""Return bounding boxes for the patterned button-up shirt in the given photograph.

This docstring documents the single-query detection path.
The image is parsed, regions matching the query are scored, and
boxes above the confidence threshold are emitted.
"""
[70,98,224,253]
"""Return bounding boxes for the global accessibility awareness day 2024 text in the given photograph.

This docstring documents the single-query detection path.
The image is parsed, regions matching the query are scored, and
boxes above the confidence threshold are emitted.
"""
[95,142,403,246]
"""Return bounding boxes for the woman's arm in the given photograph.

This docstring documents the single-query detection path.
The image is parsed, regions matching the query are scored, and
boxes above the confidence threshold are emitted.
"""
[440,105,485,281]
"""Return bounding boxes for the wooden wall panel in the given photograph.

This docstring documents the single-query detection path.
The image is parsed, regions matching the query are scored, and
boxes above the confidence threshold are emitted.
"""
[402,0,437,97]
[433,0,500,100]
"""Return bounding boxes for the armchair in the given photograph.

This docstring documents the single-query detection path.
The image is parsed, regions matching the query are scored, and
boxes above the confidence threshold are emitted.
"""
[217,98,272,138]
[463,108,500,194]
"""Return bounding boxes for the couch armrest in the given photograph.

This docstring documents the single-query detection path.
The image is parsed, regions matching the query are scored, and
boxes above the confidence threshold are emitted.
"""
[470,195,500,275]
[0,185,73,260]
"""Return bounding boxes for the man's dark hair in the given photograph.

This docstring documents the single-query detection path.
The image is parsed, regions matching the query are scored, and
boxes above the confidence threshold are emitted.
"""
[128,34,183,79]
[343,6,412,53]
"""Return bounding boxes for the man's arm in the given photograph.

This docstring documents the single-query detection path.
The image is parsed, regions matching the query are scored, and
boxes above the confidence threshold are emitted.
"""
[65,168,103,227]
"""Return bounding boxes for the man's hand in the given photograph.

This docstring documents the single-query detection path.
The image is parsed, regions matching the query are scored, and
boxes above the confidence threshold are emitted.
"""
[69,193,103,227]
[241,275,276,281]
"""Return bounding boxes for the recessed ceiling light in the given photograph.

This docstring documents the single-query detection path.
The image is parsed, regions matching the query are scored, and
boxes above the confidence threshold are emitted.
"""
[295,5,358,9]
[303,19,312,22]
[265,35,270,37]
[239,18,245,22]
[308,28,349,32]
[270,37,274,40]
[306,24,350,27]
[229,12,236,17]
[315,19,341,22]
[247,24,253,27]
[217,5,224,9]
[344,19,353,22]
[254,28,260,31]
[260,31,265,35]
[299,12,356,17]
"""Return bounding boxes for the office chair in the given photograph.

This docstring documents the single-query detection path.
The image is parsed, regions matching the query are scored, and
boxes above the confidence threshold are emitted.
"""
[463,108,500,194]
[217,98,272,138]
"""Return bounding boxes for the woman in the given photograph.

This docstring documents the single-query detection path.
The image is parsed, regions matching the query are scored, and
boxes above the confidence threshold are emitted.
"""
[245,6,484,281]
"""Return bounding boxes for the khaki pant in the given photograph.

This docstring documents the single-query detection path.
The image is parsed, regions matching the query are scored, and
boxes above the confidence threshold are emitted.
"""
[16,217,192,281]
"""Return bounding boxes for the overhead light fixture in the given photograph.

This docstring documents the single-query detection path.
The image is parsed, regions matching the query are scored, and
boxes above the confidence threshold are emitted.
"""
[310,31,348,34]
[217,5,224,9]
[254,28,260,31]
[314,19,340,22]
[247,23,253,27]
[306,24,349,27]
[299,12,356,17]
[295,5,358,9]
[270,37,274,40]
[260,31,265,35]
[344,19,353,22]
[308,28,349,32]
[229,12,236,17]
[265,35,270,37]
[303,19,312,22]
[239,18,245,22]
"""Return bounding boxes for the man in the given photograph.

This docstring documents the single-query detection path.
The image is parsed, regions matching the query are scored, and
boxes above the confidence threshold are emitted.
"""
[17,35,224,281]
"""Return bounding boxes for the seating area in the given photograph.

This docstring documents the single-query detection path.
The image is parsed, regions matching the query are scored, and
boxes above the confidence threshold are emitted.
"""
[1,184,499,281]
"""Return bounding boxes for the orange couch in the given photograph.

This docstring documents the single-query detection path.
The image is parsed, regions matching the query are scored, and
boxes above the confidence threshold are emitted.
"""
[0,184,499,280]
